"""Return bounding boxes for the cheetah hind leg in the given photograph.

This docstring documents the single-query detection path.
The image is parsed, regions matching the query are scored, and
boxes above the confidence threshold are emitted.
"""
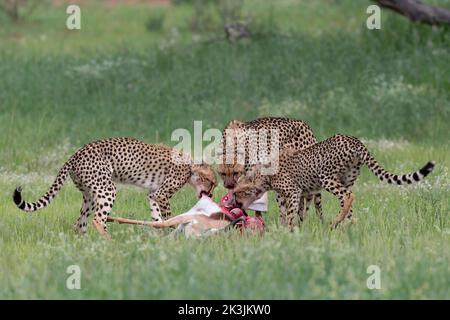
[321,180,354,229]
[346,208,354,220]
[92,184,116,240]
[344,186,356,221]
[73,193,92,235]
[331,190,354,229]
[148,193,163,222]
[342,166,361,221]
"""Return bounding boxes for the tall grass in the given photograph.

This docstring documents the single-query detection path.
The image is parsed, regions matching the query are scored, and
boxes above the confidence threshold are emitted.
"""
[1,30,449,168]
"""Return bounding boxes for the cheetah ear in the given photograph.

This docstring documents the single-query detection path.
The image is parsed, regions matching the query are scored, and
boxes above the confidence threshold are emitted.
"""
[254,187,264,197]
[191,162,213,179]
[227,120,244,129]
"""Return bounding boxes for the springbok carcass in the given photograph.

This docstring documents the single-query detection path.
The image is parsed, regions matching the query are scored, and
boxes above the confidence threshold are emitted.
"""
[107,194,265,238]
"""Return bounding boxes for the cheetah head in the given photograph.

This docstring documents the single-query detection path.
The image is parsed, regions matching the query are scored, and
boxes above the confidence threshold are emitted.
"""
[217,162,245,190]
[190,163,217,198]
[232,180,266,209]
[232,165,270,208]
[217,120,246,190]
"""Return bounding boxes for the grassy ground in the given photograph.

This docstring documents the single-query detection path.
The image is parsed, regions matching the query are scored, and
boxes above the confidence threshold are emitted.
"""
[0,0,449,299]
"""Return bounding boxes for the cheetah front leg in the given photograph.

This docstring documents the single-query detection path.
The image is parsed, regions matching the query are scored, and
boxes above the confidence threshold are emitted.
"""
[152,178,186,220]
[298,194,324,223]
[154,193,173,219]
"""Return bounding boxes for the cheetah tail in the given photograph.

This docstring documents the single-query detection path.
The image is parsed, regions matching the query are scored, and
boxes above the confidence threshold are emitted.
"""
[13,161,72,213]
[359,147,435,185]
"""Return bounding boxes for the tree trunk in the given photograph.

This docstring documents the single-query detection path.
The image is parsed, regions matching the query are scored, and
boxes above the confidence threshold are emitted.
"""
[374,0,450,25]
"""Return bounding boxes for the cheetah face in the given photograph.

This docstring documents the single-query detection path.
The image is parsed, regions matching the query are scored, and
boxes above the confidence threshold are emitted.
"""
[232,181,265,209]
[190,164,217,198]
[217,163,245,190]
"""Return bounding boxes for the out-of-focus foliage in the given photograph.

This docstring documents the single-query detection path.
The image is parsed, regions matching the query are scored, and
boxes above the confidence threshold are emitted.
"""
[0,0,48,22]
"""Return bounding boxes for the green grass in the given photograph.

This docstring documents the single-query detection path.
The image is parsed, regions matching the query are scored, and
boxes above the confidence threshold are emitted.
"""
[1,144,449,299]
[0,0,449,299]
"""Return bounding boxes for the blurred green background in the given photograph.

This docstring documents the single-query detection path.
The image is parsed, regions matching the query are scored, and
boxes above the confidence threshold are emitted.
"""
[1,0,449,169]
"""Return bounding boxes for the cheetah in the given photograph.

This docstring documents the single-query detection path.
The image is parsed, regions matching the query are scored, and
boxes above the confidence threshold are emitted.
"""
[12,137,216,238]
[217,117,321,222]
[232,134,435,230]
